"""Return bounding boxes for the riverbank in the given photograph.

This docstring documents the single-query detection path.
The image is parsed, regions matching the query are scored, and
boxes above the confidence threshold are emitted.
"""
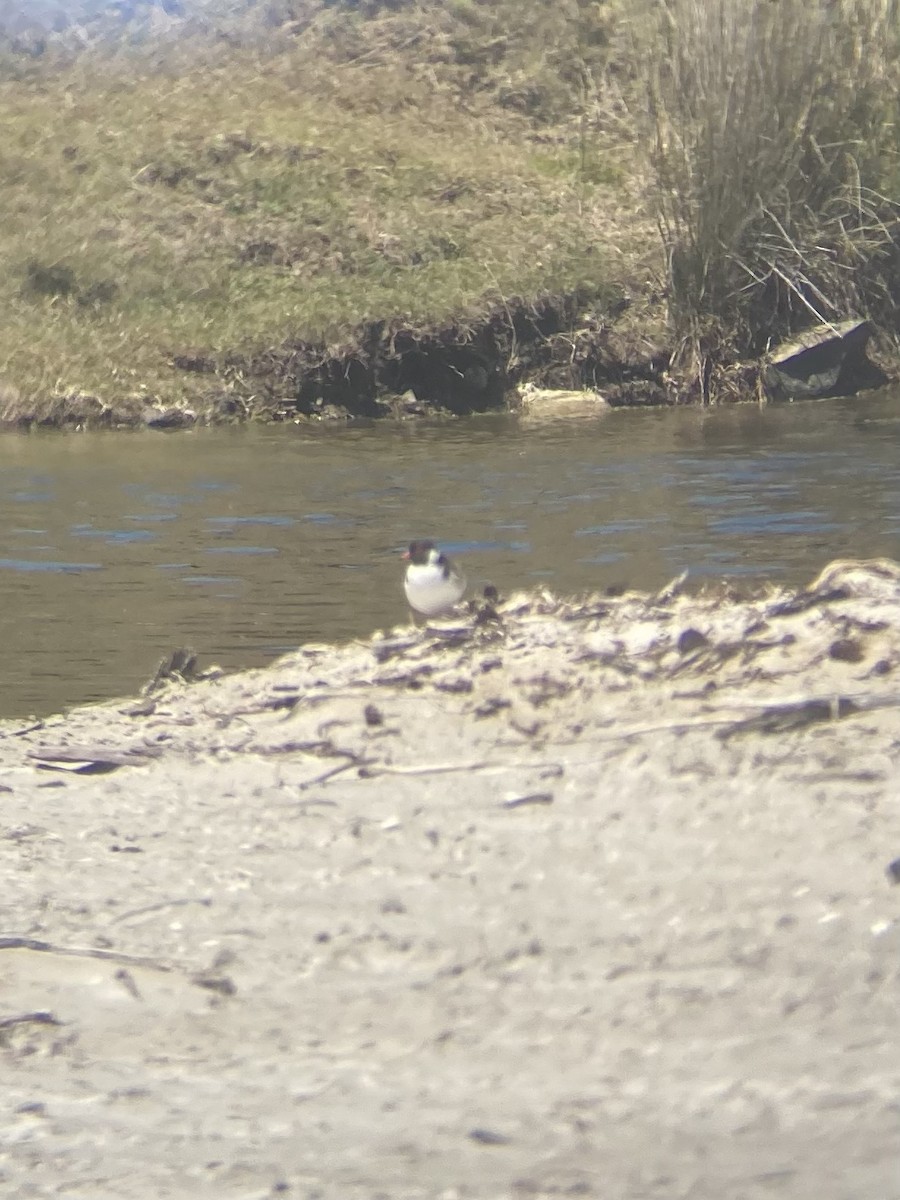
[2,558,899,1196]
[1,1,899,425]
[0,293,669,431]
[0,1,662,429]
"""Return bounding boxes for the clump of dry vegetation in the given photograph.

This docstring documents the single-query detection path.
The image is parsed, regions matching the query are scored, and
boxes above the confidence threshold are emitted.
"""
[646,0,900,395]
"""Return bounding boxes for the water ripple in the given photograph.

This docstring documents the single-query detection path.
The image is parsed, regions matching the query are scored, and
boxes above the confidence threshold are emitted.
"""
[0,557,102,574]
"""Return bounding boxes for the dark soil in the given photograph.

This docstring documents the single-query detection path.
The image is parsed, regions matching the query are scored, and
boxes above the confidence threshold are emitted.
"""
[2,290,889,432]
[3,292,676,431]
[209,291,673,424]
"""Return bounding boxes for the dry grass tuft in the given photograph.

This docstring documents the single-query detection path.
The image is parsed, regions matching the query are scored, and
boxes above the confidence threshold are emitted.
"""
[644,0,900,396]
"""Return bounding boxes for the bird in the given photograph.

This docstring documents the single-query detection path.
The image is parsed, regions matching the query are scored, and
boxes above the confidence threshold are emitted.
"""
[402,540,467,616]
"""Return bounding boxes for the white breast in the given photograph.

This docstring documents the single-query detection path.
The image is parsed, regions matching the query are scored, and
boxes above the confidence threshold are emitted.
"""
[404,560,466,616]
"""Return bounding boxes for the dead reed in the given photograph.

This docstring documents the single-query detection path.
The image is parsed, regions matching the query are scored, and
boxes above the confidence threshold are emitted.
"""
[645,0,900,395]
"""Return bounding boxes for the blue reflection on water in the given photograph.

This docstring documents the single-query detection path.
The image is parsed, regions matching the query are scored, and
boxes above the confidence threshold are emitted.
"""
[0,558,102,573]
[71,526,156,544]
[444,538,531,555]
[203,546,279,556]
[206,515,296,528]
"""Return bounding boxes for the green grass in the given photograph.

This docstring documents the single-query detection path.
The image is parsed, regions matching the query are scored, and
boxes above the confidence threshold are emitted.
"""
[0,1,650,414]
[9,0,895,413]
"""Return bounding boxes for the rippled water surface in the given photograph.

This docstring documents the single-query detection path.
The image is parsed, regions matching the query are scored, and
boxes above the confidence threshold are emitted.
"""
[2,392,900,718]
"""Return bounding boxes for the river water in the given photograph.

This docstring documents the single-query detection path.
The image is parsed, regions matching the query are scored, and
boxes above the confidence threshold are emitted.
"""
[1,392,899,719]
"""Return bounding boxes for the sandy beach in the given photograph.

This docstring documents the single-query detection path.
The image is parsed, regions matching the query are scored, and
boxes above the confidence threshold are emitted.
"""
[2,559,899,1199]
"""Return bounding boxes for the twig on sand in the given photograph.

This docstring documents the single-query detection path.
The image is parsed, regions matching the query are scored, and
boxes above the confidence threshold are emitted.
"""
[717,697,856,738]
[5,721,45,740]
[348,690,900,780]
[110,896,212,926]
[502,792,554,809]
[27,745,163,773]
[568,690,900,745]
[298,759,367,790]
[0,1010,62,1031]
[0,936,174,972]
[357,759,562,778]
[653,569,690,603]
[717,691,900,738]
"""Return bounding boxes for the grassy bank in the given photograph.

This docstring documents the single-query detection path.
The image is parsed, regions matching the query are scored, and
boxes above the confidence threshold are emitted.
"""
[0,0,899,423]
[0,0,662,424]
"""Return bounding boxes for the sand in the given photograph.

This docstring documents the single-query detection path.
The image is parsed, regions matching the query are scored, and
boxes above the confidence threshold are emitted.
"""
[1,559,899,1199]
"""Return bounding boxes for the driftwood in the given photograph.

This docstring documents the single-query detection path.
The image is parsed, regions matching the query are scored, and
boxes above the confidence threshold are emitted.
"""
[0,935,236,997]
[27,748,160,774]
[0,936,175,971]
[501,792,555,809]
